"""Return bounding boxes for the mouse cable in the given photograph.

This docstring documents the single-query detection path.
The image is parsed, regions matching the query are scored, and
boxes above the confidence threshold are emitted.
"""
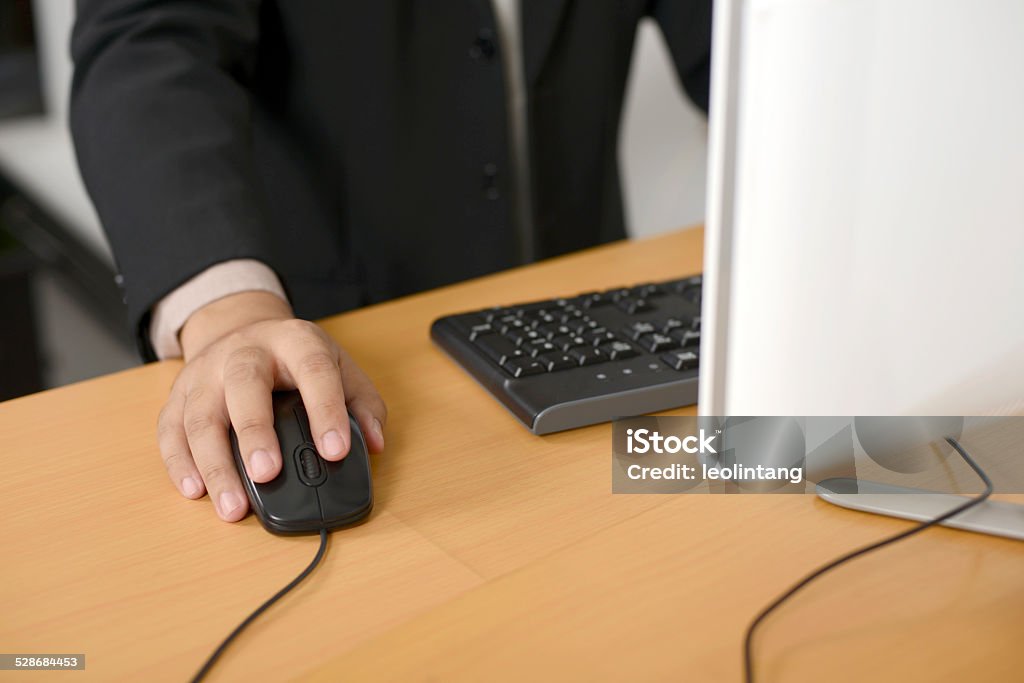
[743,436,993,683]
[190,528,329,683]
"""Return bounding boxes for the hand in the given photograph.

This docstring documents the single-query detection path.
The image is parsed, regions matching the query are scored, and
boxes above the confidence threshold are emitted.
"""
[157,291,386,521]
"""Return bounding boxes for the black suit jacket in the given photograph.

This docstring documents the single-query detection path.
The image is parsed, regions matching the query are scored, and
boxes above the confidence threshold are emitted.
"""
[70,0,711,358]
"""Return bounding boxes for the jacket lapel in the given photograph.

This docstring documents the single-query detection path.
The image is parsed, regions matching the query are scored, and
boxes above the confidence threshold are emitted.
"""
[522,0,571,86]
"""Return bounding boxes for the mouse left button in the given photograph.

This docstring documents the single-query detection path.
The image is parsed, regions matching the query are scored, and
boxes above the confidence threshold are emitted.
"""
[292,405,314,443]
[270,394,305,446]
[246,475,323,533]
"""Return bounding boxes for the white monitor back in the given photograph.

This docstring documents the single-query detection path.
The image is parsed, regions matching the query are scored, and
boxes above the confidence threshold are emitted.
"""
[701,0,1024,416]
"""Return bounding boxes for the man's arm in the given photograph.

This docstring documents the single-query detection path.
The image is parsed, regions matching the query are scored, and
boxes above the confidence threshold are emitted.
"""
[70,0,386,522]
[71,0,274,353]
[149,259,286,359]
[649,0,713,113]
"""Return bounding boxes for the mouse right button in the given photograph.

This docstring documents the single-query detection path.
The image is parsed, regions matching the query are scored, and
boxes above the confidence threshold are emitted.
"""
[319,459,373,526]
[318,420,373,527]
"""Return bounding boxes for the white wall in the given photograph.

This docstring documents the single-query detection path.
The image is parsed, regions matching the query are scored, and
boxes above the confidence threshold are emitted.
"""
[620,19,709,238]
[33,0,74,119]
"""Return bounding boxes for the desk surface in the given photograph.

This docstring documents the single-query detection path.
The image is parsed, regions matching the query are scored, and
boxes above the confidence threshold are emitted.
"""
[2,227,1021,682]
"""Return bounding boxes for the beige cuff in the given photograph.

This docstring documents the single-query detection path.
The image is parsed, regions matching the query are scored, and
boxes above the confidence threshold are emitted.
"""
[149,259,288,360]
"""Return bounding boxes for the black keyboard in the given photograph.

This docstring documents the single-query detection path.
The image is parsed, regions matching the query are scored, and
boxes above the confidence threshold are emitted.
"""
[430,275,702,434]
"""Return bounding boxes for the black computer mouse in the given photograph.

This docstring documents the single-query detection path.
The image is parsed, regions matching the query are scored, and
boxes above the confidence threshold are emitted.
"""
[230,390,373,534]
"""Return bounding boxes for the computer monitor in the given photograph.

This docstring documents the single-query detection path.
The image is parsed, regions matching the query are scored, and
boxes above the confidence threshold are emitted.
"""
[700,0,1024,416]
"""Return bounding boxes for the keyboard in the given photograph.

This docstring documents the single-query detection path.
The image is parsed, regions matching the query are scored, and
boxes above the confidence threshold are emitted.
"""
[430,275,702,434]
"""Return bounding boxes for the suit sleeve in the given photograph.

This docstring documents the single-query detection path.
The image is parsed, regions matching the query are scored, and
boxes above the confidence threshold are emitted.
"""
[70,0,275,359]
[648,0,713,113]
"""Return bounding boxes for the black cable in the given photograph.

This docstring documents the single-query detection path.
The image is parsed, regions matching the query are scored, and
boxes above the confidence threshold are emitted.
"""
[743,437,993,683]
[190,528,329,683]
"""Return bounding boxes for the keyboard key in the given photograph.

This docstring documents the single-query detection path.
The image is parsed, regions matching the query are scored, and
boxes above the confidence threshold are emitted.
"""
[633,284,666,299]
[534,312,559,326]
[668,275,702,293]
[537,353,578,372]
[549,335,571,351]
[670,329,700,348]
[600,341,639,360]
[640,333,679,353]
[568,347,607,366]
[616,298,653,315]
[622,321,657,340]
[503,357,548,378]
[499,317,527,334]
[560,294,588,308]
[468,323,494,341]
[607,288,632,301]
[662,318,687,333]
[538,323,573,339]
[690,316,701,332]
[559,308,586,324]
[585,330,617,346]
[578,292,613,308]
[474,335,525,365]
[552,335,588,351]
[481,308,514,323]
[525,339,558,357]
[661,349,699,371]
[514,300,558,316]
[449,313,488,335]
[506,328,542,346]
[566,318,599,335]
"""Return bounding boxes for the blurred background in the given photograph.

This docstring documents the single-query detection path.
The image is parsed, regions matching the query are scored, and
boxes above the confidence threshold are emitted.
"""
[0,0,708,400]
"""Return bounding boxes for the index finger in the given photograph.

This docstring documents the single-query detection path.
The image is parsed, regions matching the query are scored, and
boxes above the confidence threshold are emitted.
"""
[276,327,350,461]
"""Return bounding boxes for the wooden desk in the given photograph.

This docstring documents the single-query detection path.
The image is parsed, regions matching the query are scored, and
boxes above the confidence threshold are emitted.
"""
[2,227,1021,682]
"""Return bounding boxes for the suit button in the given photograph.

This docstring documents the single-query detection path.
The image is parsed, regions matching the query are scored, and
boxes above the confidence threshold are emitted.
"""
[469,29,496,61]
[482,163,500,200]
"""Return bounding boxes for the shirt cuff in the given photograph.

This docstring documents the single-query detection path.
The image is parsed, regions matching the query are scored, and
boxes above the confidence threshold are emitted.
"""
[149,259,288,360]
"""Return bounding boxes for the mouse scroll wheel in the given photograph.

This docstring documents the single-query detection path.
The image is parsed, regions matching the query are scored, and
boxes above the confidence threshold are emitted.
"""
[299,448,322,479]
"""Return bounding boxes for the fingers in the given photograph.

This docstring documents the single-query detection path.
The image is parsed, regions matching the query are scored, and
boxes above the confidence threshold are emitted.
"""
[182,384,249,522]
[157,314,383,525]
[275,321,351,461]
[222,346,282,483]
[339,348,387,454]
[157,387,206,500]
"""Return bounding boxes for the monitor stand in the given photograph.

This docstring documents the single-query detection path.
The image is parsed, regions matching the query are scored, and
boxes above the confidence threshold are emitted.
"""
[816,478,1024,542]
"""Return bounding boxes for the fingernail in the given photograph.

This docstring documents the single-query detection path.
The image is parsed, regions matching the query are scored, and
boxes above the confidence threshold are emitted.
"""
[250,449,274,479]
[181,476,201,498]
[372,419,384,445]
[219,491,244,517]
[322,430,346,458]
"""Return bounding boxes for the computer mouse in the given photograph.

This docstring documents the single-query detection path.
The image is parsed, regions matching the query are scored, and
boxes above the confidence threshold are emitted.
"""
[230,390,373,534]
